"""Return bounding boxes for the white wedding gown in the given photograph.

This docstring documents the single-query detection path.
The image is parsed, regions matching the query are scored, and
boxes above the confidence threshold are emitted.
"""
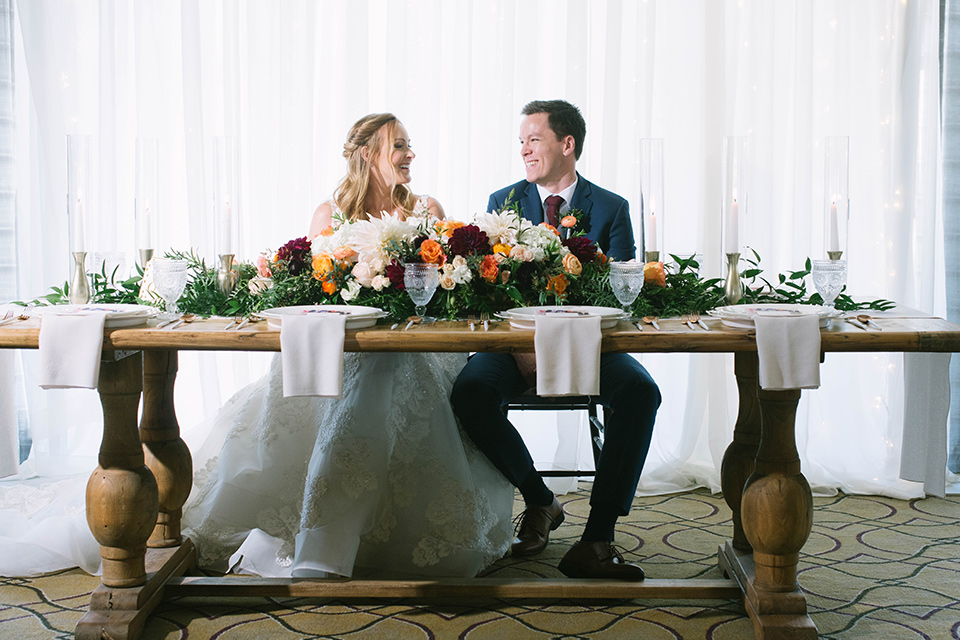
[182,351,514,578]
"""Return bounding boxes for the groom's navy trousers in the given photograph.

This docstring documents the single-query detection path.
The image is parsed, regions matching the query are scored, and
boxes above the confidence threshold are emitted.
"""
[451,352,660,515]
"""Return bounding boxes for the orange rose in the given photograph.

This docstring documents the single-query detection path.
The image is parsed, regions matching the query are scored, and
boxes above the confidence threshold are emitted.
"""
[333,246,356,261]
[546,274,568,297]
[419,238,446,265]
[322,279,337,295]
[440,220,466,237]
[541,223,560,236]
[560,215,577,228]
[597,251,607,266]
[561,253,582,276]
[643,261,666,287]
[312,253,334,279]
[492,243,511,256]
[320,226,335,237]
[479,254,500,283]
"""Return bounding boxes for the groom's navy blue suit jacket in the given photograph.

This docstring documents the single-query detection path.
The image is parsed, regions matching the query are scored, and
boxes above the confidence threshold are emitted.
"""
[486,173,636,262]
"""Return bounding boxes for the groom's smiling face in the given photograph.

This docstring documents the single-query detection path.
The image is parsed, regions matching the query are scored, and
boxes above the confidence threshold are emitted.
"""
[519,112,576,189]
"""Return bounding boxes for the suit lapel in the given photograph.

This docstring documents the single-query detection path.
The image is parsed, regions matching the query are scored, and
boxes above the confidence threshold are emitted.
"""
[569,174,593,216]
[520,182,544,224]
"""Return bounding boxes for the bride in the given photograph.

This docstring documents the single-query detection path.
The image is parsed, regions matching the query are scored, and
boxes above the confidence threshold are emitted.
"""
[182,113,514,578]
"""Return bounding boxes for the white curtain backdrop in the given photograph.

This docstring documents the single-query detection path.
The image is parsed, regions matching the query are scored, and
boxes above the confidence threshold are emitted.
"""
[0,0,948,575]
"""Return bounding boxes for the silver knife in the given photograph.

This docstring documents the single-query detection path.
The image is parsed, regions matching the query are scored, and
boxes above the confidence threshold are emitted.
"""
[847,318,869,331]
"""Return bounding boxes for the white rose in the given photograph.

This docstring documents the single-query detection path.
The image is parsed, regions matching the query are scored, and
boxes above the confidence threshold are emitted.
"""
[439,273,456,290]
[340,279,362,301]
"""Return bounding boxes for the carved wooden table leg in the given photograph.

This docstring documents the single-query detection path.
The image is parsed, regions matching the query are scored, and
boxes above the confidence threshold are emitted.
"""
[719,376,817,639]
[721,352,762,551]
[76,352,196,640]
[141,350,193,547]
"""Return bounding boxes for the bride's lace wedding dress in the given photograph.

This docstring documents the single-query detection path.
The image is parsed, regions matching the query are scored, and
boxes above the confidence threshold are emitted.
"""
[183,201,513,578]
[184,351,513,578]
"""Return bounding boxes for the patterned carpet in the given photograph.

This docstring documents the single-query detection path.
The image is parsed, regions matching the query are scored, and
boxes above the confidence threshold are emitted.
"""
[2,488,959,639]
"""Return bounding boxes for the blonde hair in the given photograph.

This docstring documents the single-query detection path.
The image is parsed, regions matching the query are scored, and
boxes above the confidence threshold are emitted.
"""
[333,113,417,221]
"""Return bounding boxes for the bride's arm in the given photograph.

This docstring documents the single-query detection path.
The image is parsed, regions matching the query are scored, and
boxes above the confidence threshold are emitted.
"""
[309,201,335,238]
[426,196,445,220]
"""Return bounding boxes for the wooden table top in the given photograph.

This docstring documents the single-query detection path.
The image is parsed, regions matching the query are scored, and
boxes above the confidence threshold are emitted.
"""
[2,314,959,353]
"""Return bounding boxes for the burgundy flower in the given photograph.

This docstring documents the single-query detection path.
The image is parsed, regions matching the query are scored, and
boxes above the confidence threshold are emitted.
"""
[562,236,598,264]
[385,260,406,290]
[276,236,312,276]
[448,225,489,257]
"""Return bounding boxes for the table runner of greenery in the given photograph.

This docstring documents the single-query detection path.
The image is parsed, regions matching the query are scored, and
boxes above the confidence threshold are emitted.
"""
[22,207,893,319]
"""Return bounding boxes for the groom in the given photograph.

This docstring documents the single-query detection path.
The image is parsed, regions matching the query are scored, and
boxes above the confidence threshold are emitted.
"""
[452,100,661,580]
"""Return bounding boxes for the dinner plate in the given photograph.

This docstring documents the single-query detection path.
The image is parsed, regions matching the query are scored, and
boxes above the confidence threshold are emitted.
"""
[707,303,840,329]
[498,306,626,331]
[37,304,158,328]
[259,305,387,330]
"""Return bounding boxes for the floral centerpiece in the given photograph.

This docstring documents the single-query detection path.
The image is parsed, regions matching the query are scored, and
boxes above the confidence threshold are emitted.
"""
[251,204,618,320]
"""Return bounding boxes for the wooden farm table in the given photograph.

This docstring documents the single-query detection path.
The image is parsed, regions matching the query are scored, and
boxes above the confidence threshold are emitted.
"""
[2,312,959,640]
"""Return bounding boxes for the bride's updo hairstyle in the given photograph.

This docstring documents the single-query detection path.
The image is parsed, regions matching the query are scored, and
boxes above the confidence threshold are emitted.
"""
[334,113,417,221]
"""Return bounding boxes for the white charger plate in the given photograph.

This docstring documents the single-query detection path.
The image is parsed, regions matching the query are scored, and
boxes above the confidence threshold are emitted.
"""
[707,303,840,329]
[38,304,158,328]
[259,305,387,330]
[498,305,625,331]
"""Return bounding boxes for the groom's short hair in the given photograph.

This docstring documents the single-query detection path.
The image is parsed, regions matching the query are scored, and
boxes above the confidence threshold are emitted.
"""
[521,100,586,160]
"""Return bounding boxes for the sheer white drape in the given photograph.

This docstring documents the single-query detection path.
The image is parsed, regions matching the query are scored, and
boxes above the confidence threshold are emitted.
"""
[0,0,947,575]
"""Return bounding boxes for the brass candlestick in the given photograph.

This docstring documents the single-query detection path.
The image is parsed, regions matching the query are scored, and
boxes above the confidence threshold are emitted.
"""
[724,252,742,305]
[139,248,154,268]
[218,254,238,295]
[69,251,91,304]
[827,250,843,261]
[644,250,660,263]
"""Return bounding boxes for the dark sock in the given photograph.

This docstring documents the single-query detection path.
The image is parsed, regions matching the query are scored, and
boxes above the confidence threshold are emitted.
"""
[581,504,621,542]
[518,468,553,506]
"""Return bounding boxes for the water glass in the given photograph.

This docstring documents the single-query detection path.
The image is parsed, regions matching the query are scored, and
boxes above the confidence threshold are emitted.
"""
[608,261,645,319]
[152,258,190,319]
[403,263,439,321]
[89,251,128,284]
[811,259,847,308]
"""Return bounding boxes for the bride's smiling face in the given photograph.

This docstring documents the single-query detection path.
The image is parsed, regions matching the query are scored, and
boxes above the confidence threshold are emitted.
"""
[371,123,415,186]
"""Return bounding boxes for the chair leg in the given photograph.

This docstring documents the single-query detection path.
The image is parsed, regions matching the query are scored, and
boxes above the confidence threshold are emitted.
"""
[587,403,604,469]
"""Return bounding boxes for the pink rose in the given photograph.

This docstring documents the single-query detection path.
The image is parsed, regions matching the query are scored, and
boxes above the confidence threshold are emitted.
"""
[256,254,272,278]
[352,260,376,287]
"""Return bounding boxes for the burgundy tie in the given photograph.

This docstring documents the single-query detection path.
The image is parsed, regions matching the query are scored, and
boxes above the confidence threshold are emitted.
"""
[544,195,564,227]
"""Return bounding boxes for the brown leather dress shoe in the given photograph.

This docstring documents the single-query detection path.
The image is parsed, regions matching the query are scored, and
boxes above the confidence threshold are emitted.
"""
[558,541,645,580]
[511,496,565,556]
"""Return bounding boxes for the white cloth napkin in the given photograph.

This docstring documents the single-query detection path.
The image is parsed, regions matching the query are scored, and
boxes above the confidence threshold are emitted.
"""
[754,312,821,390]
[280,313,347,397]
[534,313,601,397]
[37,312,107,390]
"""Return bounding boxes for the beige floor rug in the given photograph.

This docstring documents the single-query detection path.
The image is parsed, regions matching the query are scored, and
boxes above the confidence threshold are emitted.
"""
[2,488,959,639]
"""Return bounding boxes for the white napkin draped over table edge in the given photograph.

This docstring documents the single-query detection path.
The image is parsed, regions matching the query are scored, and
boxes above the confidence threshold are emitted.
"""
[280,313,347,397]
[753,311,821,391]
[37,311,107,390]
[534,313,601,397]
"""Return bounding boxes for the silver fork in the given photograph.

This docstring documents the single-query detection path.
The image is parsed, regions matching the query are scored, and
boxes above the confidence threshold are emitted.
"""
[468,314,477,331]
[690,311,710,331]
[480,311,490,331]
